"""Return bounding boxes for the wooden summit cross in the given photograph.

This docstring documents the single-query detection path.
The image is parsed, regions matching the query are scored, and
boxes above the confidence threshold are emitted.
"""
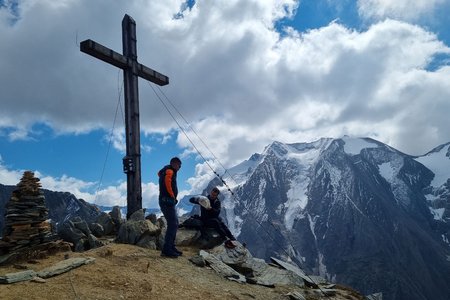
[80,14,169,219]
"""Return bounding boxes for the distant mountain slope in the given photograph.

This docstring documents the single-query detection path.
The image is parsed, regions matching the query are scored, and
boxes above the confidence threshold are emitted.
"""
[215,137,450,300]
[0,184,102,235]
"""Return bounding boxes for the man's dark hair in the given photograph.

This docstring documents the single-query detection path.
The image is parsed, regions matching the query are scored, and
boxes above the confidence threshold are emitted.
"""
[170,157,181,164]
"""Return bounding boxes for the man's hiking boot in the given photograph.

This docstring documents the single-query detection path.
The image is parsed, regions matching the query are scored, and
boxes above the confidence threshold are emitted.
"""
[224,240,236,249]
[173,248,183,256]
[160,251,179,258]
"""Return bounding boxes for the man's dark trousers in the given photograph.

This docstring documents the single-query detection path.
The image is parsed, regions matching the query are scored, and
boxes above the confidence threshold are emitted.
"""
[159,197,179,254]
[202,217,235,240]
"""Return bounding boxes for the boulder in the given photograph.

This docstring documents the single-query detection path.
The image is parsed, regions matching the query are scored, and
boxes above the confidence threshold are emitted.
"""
[71,217,91,236]
[117,221,146,244]
[57,221,86,245]
[197,241,305,288]
[57,219,105,252]
[116,210,162,247]
[270,257,317,287]
[247,264,304,287]
[199,250,246,283]
[175,228,201,246]
[96,213,115,236]
[210,242,252,266]
[145,213,157,225]
[136,234,157,249]
[189,254,206,267]
[88,223,104,237]
[128,209,144,221]
[109,206,123,231]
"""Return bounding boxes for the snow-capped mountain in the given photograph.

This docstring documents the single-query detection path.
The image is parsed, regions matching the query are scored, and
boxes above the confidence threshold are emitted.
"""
[215,137,450,300]
[415,142,450,225]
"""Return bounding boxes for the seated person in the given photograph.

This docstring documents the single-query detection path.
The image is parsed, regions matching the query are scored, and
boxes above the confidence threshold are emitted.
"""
[189,187,236,248]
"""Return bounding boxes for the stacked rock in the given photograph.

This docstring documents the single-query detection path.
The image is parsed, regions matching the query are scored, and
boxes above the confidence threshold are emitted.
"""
[0,171,56,255]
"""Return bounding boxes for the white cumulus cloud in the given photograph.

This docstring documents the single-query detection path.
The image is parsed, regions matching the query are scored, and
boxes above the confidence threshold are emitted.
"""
[357,0,447,22]
[1,0,450,199]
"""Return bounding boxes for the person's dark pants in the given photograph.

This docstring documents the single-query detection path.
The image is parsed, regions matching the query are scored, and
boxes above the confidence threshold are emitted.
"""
[159,197,179,254]
[202,217,235,240]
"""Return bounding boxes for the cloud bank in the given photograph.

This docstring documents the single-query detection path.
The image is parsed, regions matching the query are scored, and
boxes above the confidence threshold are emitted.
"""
[1,0,449,203]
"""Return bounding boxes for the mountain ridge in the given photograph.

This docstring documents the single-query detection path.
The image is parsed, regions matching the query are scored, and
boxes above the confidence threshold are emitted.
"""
[216,136,450,300]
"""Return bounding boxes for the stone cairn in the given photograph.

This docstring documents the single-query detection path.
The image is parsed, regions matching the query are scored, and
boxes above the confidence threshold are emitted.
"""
[0,171,68,264]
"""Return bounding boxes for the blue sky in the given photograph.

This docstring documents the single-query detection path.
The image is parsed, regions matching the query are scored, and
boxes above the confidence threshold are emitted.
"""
[1,0,450,209]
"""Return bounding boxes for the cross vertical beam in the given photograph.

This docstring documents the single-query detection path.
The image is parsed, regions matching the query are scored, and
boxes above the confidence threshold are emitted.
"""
[80,14,169,219]
[122,15,141,220]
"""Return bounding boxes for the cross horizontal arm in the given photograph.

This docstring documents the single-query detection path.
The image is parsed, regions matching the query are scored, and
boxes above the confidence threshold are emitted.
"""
[137,63,169,86]
[80,39,169,86]
[80,39,128,69]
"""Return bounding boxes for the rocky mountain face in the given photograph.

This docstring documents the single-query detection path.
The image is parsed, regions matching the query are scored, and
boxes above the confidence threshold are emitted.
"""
[0,183,102,236]
[217,137,450,300]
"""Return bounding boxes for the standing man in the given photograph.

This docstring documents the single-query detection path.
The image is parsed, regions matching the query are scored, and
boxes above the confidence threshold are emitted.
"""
[190,187,237,248]
[158,157,182,258]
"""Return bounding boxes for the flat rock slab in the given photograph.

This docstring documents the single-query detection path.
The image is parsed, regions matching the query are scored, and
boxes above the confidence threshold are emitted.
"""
[0,257,96,284]
[37,257,96,278]
[0,270,37,284]
[270,257,318,288]
[251,264,304,287]
[285,291,306,300]
[199,250,246,283]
